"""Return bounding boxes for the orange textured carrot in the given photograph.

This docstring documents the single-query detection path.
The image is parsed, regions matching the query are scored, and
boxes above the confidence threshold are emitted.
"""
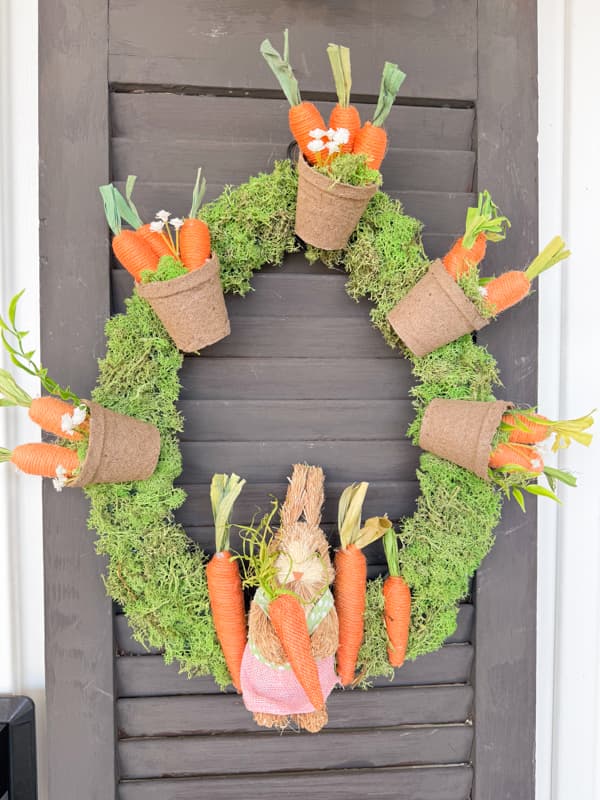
[489,443,544,474]
[137,223,173,260]
[442,232,488,280]
[288,102,327,164]
[334,543,367,685]
[353,62,405,170]
[383,575,411,668]
[353,122,387,170]
[179,218,211,271]
[327,44,360,152]
[28,397,87,441]
[269,593,324,710]
[112,230,157,282]
[206,552,247,692]
[502,409,594,451]
[1,443,79,478]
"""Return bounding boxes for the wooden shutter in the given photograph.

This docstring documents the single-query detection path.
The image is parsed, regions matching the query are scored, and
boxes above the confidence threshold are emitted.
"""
[40,2,537,798]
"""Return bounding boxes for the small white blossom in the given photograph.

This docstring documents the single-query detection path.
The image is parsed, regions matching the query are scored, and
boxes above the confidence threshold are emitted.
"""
[307,139,325,153]
[170,217,184,230]
[52,464,68,492]
[325,140,341,154]
[149,220,165,233]
[155,210,171,222]
[60,404,87,437]
[326,128,336,139]
[308,128,327,139]
[478,286,488,297]
[332,127,350,145]
[531,458,543,471]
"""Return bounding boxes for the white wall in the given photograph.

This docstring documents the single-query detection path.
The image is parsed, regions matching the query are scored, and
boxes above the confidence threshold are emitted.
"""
[0,2,597,799]
[0,1,45,797]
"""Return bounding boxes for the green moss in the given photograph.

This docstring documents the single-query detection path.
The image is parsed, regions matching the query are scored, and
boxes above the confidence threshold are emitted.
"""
[141,255,187,284]
[357,577,394,686]
[200,160,299,295]
[457,265,495,319]
[314,153,382,187]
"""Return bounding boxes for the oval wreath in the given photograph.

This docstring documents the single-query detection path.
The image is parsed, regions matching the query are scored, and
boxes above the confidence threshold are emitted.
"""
[0,36,591,733]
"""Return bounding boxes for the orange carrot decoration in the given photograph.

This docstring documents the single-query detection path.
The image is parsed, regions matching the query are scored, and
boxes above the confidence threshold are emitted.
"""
[1,443,79,481]
[501,408,594,451]
[483,236,570,314]
[179,168,212,271]
[488,442,544,474]
[260,30,326,164]
[442,191,510,280]
[334,482,391,686]
[327,43,360,153]
[99,183,158,281]
[382,527,411,669]
[205,473,247,692]
[353,61,405,170]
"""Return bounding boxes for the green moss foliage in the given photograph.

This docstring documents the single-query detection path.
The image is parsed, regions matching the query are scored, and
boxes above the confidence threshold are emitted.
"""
[314,153,382,187]
[89,159,507,687]
[141,255,187,284]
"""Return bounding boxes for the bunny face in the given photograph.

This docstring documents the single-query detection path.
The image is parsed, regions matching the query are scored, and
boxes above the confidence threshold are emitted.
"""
[272,522,334,602]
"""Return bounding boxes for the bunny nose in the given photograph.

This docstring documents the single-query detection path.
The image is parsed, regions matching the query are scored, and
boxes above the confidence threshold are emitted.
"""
[293,571,304,581]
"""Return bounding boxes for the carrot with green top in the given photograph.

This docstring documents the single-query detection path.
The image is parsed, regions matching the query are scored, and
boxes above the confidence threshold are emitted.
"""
[261,30,326,164]
[0,443,79,480]
[488,443,544,474]
[99,183,158,281]
[382,527,411,669]
[501,408,594,451]
[442,191,510,280]
[179,168,212,271]
[327,43,361,153]
[205,473,247,692]
[353,61,406,170]
[483,236,570,314]
[334,482,391,686]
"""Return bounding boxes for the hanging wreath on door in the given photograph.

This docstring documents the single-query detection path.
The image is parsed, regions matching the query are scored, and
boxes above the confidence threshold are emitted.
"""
[0,34,592,733]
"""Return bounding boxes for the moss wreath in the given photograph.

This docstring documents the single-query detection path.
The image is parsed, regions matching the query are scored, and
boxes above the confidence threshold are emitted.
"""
[89,159,502,688]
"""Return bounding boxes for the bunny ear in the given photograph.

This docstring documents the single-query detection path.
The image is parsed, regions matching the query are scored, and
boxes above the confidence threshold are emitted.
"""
[281,463,309,528]
[303,465,325,527]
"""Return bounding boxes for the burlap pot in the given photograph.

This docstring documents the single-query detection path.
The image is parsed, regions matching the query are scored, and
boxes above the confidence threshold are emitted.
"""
[137,254,230,352]
[387,260,489,357]
[70,401,160,487]
[294,155,378,250]
[419,399,513,480]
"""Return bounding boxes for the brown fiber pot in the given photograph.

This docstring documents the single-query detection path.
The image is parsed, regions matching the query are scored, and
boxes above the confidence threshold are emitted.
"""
[419,399,513,480]
[387,260,489,357]
[294,155,378,250]
[70,401,160,487]
[137,254,230,352]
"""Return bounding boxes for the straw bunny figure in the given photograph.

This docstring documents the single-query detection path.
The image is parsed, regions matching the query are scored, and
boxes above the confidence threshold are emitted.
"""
[240,464,339,732]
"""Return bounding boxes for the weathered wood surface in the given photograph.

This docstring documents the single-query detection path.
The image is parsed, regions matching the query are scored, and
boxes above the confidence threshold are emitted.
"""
[39,1,116,798]
[472,2,538,799]
[109,0,477,100]
[116,604,473,656]
[116,645,473,697]
[118,764,474,800]
[112,93,475,150]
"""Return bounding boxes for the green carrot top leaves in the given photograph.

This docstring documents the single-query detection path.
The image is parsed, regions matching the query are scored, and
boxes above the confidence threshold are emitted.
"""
[189,167,208,220]
[338,482,391,550]
[260,29,302,107]
[237,501,291,601]
[327,43,352,108]
[210,472,246,552]
[463,190,510,250]
[382,527,400,578]
[525,235,570,281]
[371,61,406,127]
[99,177,144,235]
[0,291,80,404]
[0,368,33,408]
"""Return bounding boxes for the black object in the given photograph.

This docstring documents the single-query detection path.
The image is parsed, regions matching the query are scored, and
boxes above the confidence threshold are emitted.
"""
[0,697,37,799]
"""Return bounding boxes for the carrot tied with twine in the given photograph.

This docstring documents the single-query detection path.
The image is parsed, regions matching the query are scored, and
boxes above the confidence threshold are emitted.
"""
[382,527,411,669]
[327,43,361,153]
[334,482,391,686]
[442,191,510,280]
[353,61,406,170]
[501,408,594,451]
[238,503,324,710]
[260,30,327,164]
[483,236,570,314]
[205,473,247,692]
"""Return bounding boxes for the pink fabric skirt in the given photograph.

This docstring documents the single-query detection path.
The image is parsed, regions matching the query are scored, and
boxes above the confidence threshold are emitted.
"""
[240,644,339,715]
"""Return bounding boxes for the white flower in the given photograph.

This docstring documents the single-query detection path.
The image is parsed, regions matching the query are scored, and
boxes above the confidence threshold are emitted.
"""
[325,140,341,154]
[326,128,336,140]
[332,127,350,145]
[308,128,327,139]
[149,220,164,233]
[307,139,325,153]
[478,286,488,297]
[155,210,171,222]
[60,404,87,437]
[52,465,68,492]
[170,217,184,230]
[531,458,543,472]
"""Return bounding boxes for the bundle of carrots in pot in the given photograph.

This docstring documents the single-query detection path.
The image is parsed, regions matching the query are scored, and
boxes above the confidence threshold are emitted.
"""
[100,171,230,352]
[0,290,161,488]
[205,473,248,692]
[260,31,405,250]
[334,482,392,686]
